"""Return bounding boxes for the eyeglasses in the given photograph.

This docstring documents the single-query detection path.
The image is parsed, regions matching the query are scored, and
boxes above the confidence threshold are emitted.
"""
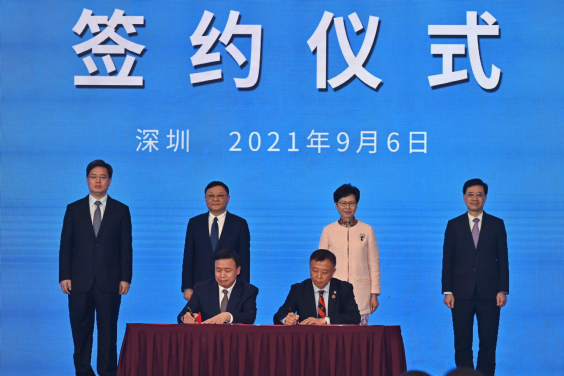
[206,194,228,200]
[88,175,109,180]
[338,201,357,207]
[465,193,485,198]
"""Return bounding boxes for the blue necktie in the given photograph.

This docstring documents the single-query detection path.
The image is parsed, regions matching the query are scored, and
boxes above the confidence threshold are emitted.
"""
[210,217,219,251]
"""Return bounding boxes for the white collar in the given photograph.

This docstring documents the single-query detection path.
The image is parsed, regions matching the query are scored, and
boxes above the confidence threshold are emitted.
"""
[209,211,228,220]
[467,211,484,222]
[89,194,108,206]
[219,279,237,294]
[312,280,330,293]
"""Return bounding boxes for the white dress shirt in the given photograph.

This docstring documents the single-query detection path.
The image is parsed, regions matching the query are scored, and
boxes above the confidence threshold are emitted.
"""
[313,281,331,324]
[467,211,484,232]
[208,211,227,237]
[219,280,236,323]
[89,194,108,223]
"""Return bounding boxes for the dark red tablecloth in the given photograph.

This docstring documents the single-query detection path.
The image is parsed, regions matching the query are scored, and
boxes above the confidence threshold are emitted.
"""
[117,324,407,376]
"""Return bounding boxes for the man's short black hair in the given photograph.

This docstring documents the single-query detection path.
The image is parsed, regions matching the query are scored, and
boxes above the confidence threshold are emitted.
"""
[215,249,240,268]
[86,160,113,178]
[399,371,432,376]
[445,368,484,376]
[310,249,337,268]
[205,181,230,195]
[463,178,488,195]
[333,183,360,203]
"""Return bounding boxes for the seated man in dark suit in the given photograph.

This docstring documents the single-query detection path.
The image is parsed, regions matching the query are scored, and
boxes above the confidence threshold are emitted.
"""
[178,249,258,324]
[273,249,361,325]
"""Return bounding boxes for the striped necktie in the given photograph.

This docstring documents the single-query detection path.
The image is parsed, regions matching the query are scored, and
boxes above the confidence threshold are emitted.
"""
[93,201,102,237]
[318,290,326,318]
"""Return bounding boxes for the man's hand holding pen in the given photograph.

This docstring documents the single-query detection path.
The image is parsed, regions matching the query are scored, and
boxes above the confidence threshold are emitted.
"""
[181,307,199,324]
[284,312,300,325]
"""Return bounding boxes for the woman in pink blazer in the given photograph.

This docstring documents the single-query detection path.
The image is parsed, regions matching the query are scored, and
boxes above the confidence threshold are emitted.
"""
[319,184,381,325]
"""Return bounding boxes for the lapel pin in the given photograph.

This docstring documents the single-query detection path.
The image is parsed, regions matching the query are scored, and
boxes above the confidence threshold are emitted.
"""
[359,233,366,241]
[332,294,336,299]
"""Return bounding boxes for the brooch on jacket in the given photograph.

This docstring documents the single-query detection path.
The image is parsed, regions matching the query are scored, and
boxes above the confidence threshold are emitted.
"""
[332,291,336,299]
[359,233,366,241]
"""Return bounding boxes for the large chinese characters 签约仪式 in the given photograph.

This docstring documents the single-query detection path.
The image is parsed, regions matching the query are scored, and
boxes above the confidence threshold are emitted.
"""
[71,9,501,91]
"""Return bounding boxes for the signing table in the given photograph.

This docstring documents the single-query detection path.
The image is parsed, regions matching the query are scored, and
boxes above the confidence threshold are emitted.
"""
[117,324,407,376]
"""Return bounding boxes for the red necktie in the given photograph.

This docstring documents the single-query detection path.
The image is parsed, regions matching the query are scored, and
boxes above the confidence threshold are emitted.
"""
[318,290,326,318]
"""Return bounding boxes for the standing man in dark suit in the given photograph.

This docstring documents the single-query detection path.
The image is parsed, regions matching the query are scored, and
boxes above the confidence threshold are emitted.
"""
[442,178,509,376]
[178,249,258,324]
[273,249,361,325]
[59,160,132,376]
[182,181,250,301]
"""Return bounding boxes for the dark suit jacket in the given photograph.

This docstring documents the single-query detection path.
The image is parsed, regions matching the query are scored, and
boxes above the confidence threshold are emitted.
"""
[273,278,361,325]
[182,211,250,291]
[177,277,258,324]
[59,195,133,293]
[442,212,509,300]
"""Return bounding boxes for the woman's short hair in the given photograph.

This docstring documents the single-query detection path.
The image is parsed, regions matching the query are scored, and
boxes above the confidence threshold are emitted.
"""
[333,184,360,203]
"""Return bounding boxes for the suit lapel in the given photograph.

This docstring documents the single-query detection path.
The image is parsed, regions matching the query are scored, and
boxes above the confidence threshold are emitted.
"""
[460,214,476,251]
[476,212,489,252]
[216,212,231,251]
[226,278,242,312]
[199,213,214,253]
[208,280,222,316]
[96,196,113,239]
[81,196,97,241]
[327,280,338,316]
[305,280,317,317]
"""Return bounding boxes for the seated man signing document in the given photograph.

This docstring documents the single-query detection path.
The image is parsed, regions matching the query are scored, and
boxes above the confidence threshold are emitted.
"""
[178,250,259,324]
[273,249,361,325]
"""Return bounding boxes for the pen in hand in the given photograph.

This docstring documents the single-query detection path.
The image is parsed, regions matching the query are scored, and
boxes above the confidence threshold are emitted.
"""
[289,306,299,325]
[187,306,196,319]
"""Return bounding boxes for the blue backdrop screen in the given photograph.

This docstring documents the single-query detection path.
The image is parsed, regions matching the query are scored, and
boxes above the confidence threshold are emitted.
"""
[1,1,563,374]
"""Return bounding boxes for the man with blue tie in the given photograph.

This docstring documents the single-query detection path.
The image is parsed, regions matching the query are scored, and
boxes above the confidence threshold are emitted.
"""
[442,179,509,376]
[178,250,258,324]
[59,160,132,376]
[182,181,250,301]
